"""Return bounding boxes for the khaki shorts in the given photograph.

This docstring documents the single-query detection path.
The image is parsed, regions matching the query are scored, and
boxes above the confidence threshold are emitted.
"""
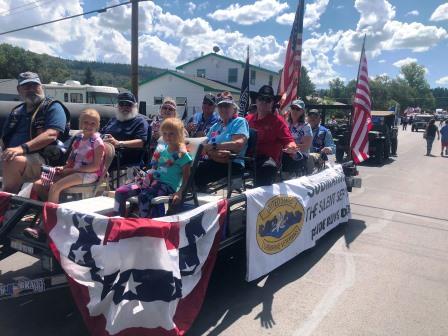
[22,153,46,182]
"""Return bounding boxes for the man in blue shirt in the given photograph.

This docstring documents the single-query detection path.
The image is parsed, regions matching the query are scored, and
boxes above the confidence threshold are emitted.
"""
[186,94,219,137]
[307,109,336,155]
[1,72,67,193]
[101,92,149,167]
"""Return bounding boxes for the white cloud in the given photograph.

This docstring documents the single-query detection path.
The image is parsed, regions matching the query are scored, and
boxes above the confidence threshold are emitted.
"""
[430,3,448,22]
[378,59,386,63]
[187,2,196,14]
[275,0,329,30]
[393,57,417,68]
[307,53,343,86]
[435,76,448,86]
[208,0,288,25]
[333,0,448,66]
[355,0,395,30]
[405,10,419,17]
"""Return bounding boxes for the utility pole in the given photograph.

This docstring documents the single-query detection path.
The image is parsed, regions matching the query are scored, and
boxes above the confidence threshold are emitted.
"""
[131,0,139,99]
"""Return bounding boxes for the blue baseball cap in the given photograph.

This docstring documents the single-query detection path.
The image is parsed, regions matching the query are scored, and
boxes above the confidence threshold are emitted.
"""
[17,72,41,86]
[117,92,137,104]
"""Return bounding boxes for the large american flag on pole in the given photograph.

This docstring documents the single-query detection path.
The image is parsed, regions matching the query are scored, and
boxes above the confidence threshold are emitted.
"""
[350,37,372,164]
[278,0,305,112]
[43,199,227,336]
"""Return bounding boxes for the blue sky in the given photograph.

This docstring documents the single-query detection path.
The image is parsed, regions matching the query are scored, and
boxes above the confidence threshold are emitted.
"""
[1,0,447,88]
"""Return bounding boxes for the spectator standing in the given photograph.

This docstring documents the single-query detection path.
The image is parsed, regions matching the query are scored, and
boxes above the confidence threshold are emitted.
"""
[439,120,448,156]
[424,119,440,156]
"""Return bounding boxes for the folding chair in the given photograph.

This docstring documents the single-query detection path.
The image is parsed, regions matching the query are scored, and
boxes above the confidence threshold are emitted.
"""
[60,142,116,201]
[123,136,207,217]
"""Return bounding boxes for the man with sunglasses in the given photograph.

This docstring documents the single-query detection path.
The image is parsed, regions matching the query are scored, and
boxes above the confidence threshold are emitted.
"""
[101,92,149,166]
[246,85,297,186]
[186,94,219,137]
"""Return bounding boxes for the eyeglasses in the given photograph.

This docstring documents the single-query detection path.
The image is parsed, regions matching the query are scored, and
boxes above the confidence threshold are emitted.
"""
[258,96,273,103]
[118,101,134,107]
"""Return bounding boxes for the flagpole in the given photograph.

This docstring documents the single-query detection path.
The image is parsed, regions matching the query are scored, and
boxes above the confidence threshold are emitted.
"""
[348,34,366,162]
[296,0,305,100]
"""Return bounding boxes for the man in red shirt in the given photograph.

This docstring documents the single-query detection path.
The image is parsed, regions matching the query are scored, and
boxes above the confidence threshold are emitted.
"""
[246,85,297,186]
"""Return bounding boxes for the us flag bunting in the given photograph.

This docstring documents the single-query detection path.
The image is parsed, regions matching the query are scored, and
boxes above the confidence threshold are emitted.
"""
[350,37,372,164]
[43,199,227,336]
[278,0,305,112]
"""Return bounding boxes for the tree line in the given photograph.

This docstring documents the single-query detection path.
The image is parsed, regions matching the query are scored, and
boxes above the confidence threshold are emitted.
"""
[0,43,164,89]
[299,62,447,112]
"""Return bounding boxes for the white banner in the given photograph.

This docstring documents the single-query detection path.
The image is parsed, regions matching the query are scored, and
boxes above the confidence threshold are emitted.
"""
[246,165,351,281]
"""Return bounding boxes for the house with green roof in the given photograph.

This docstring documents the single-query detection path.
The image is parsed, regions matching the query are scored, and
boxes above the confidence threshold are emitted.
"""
[138,70,241,117]
[176,52,280,92]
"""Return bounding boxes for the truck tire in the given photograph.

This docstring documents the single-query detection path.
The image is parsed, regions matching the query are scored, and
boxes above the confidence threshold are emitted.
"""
[375,143,384,164]
[384,140,390,159]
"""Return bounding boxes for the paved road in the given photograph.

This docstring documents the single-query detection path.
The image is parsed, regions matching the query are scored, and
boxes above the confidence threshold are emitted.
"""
[1,128,447,336]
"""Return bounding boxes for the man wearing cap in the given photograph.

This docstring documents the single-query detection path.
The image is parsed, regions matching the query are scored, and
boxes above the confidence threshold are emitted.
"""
[307,109,336,155]
[101,92,149,166]
[186,94,219,137]
[1,72,69,193]
[246,85,297,186]
[195,91,249,189]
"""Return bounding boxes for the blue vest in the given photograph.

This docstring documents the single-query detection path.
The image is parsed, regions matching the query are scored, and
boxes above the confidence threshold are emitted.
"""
[312,125,328,153]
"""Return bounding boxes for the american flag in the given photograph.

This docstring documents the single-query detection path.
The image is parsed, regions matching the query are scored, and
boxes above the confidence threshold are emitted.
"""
[43,199,227,336]
[350,38,372,164]
[41,165,57,187]
[278,0,305,112]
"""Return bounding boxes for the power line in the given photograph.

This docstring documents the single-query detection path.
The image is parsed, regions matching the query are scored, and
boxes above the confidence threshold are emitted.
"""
[0,0,56,18]
[0,0,48,15]
[0,1,133,36]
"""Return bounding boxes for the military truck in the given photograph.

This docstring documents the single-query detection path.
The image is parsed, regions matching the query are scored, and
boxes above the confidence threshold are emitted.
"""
[411,114,432,132]
[368,111,398,164]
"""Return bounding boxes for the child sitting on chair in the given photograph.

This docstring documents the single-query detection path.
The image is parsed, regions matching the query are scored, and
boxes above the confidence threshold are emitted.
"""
[32,108,105,203]
[114,118,192,218]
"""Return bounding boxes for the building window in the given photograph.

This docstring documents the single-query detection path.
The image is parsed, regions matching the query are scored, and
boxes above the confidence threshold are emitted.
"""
[269,75,273,87]
[154,96,163,105]
[228,68,238,83]
[70,93,83,103]
[197,69,206,77]
[250,70,256,85]
[64,93,68,102]
[176,97,187,106]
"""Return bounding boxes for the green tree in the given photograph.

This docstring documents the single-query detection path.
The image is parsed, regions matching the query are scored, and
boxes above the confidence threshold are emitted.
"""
[431,87,448,110]
[298,66,316,101]
[328,78,346,103]
[84,66,95,85]
[400,62,435,110]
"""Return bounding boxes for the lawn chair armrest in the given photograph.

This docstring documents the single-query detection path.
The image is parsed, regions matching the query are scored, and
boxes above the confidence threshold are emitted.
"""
[151,195,173,204]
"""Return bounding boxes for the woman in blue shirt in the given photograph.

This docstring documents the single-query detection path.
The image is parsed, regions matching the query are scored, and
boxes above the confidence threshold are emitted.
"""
[194,91,249,190]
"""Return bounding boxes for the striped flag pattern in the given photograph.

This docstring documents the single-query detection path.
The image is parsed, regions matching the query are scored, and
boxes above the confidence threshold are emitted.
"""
[278,0,305,112]
[41,165,57,187]
[350,40,372,164]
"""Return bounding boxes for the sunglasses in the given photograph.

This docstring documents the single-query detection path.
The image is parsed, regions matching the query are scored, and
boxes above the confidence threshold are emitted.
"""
[161,105,176,112]
[118,101,134,107]
[258,96,273,103]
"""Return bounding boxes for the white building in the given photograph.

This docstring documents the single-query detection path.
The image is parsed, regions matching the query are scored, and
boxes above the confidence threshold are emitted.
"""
[139,70,240,118]
[176,53,280,92]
